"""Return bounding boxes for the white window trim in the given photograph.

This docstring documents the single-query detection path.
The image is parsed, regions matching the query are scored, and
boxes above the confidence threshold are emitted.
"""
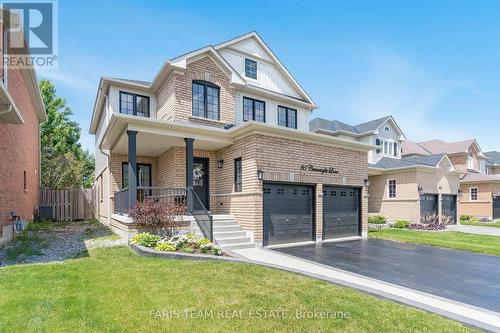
[379,139,396,157]
[467,154,474,169]
[388,179,397,199]
[469,187,478,201]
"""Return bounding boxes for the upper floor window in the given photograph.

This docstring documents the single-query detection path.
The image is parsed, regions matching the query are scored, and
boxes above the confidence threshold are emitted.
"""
[277,106,297,129]
[388,179,396,198]
[120,92,150,117]
[467,154,474,169]
[192,81,220,120]
[470,187,478,201]
[376,139,398,157]
[245,58,257,79]
[243,97,265,122]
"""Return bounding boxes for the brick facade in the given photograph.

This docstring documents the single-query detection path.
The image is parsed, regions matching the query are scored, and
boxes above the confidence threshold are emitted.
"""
[105,134,369,244]
[368,161,460,222]
[156,56,236,125]
[459,182,500,219]
[0,60,41,227]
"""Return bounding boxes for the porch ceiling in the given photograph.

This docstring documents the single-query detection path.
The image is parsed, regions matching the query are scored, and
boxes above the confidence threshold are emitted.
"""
[102,114,233,157]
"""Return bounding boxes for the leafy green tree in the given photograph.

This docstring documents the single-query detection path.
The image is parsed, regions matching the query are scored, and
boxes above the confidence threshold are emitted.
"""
[40,79,94,188]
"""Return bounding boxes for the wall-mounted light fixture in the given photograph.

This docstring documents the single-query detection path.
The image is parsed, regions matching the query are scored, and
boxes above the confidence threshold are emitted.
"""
[364,179,370,187]
[217,160,224,169]
[458,189,463,196]
[257,170,264,180]
[418,186,424,195]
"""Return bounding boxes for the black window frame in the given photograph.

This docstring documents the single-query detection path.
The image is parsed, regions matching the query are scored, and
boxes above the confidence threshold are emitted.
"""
[243,97,266,123]
[470,187,478,201]
[119,91,150,117]
[234,158,242,192]
[388,179,397,198]
[122,162,152,189]
[245,58,257,79]
[192,80,220,120]
[277,106,297,129]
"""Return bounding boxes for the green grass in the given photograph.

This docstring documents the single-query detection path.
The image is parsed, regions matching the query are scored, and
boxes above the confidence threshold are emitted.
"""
[369,229,500,256]
[0,247,475,333]
[460,220,500,228]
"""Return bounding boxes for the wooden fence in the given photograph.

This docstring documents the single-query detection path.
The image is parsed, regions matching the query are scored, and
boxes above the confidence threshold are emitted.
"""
[39,188,95,221]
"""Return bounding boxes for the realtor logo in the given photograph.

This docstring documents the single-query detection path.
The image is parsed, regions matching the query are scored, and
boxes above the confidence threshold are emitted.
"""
[1,0,58,68]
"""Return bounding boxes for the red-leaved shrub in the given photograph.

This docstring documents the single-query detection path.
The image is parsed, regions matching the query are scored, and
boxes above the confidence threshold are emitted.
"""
[129,199,186,236]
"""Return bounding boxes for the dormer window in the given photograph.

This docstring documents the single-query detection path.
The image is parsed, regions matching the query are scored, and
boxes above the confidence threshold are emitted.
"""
[245,58,257,79]
[467,154,474,169]
[120,92,150,117]
[376,139,398,157]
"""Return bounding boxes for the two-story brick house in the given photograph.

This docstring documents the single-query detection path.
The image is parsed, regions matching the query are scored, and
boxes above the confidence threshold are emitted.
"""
[310,116,462,223]
[403,140,500,220]
[0,8,47,245]
[90,32,372,248]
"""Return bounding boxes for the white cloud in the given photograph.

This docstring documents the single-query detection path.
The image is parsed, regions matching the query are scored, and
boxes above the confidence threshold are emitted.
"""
[37,69,96,93]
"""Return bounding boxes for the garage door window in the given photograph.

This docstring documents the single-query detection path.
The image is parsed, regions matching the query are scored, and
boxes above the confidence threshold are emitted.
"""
[388,179,396,198]
[470,187,478,201]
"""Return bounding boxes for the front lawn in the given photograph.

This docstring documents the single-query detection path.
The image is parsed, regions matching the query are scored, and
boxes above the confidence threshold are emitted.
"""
[460,220,500,228]
[0,247,475,332]
[369,229,500,256]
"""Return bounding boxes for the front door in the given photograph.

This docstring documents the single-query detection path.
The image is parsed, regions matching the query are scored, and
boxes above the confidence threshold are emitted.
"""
[193,158,209,211]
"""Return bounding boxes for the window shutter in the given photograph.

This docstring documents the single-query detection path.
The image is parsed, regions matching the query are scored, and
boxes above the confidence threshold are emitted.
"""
[376,139,381,153]
[394,142,398,156]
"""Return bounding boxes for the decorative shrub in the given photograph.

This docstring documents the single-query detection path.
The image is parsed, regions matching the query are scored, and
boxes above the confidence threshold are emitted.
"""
[460,215,471,221]
[420,213,452,226]
[138,232,223,256]
[368,215,387,224]
[393,220,409,228]
[130,233,162,247]
[128,199,186,236]
[469,217,481,224]
[155,242,176,252]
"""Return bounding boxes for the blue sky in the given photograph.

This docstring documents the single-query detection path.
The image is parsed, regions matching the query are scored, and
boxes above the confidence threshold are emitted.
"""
[38,0,500,153]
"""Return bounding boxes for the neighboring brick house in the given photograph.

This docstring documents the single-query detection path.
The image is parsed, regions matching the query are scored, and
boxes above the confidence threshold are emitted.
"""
[89,32,372,248]
[0,8,47,244]
[402,139,500,220]
[310,116,462,223]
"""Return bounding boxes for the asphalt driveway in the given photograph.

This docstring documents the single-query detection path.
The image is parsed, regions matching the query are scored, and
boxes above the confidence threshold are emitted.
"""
[273,239,500,313]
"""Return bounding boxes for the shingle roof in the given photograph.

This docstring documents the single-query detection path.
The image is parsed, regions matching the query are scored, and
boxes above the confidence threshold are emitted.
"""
[485,151,500,165]
[369,154,446,170]
[401,140,432,156]
[310,116,391,135]
[110,78,151,86]
[418,139,475,155]
[461,172,500,183]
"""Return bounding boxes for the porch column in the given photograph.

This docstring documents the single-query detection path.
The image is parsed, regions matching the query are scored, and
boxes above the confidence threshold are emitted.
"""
[128,130,138,210]
[185,138,194,214]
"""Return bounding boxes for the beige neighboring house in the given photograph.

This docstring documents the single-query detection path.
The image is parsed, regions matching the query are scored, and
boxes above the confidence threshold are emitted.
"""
[90,32,373,249]
[402,139,500,220]
[310,116,462,223]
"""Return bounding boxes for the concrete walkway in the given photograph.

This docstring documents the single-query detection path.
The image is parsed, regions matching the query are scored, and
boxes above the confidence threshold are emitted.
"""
[232,247,500,333]
[448,224,500,236]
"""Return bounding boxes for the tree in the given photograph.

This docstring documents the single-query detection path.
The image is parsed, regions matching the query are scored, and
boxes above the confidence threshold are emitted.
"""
[40,79,94,188]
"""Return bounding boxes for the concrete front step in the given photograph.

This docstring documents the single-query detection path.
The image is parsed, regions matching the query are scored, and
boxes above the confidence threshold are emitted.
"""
[213,230,247,238]
[213,225,242,232]
[216,236,251,246]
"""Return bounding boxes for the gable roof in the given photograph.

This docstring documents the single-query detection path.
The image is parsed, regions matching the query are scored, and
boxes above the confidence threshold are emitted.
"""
[369,153,452,171]
[485,151,500,165]
[401,140,432,156]
[90,32,316,134]
[310,115,406,139]
[214,32,315,106]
